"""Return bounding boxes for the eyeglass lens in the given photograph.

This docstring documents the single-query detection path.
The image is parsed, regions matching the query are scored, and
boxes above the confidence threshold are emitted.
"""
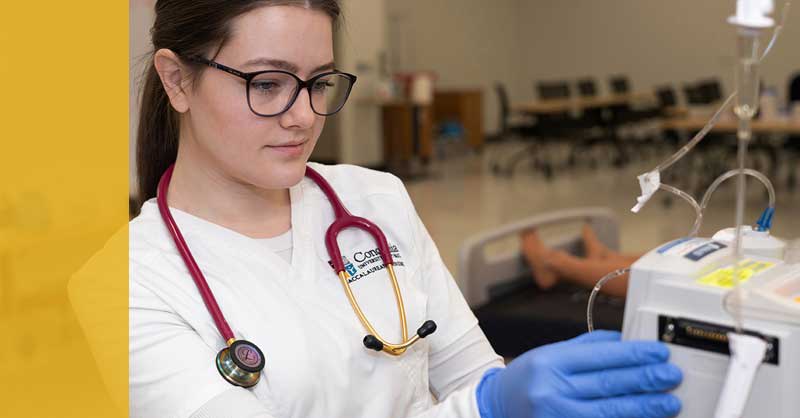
[248,72,353,116]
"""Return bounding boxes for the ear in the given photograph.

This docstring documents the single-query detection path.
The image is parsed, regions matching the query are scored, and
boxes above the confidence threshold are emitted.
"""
[153,48,191,113]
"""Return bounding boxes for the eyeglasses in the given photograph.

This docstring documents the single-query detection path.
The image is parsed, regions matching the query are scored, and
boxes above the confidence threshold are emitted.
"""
[184,55,357,117]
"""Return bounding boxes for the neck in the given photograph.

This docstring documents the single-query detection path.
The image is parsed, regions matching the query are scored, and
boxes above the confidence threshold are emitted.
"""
[167,142,292,239]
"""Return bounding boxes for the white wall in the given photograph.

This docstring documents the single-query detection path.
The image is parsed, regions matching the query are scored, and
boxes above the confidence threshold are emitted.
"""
[518,0,800,103]
[382,0,799,136]
[330,0,388,166]
[386,0,527,138]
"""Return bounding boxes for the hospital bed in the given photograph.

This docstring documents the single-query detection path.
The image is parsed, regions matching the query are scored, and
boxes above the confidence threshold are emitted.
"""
[458,207,626,358]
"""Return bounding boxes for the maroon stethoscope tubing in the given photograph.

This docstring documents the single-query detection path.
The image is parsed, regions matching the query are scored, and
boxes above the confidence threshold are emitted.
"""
[304,166,395,275]
[157,164,236,342]
[156,164,396,345]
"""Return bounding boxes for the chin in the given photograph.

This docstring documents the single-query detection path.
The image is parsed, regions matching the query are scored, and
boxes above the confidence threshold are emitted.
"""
[259,159,309,189]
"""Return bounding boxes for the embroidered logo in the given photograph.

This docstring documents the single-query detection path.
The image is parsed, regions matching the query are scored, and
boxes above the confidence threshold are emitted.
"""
[327,244,404,283]
[343,256,358,278]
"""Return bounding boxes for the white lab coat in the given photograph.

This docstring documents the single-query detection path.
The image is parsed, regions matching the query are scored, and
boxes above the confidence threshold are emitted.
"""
[129,163,502,418]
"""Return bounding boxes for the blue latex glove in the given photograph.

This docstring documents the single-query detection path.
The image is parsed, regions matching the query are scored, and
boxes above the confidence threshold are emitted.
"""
[476,330,683,418]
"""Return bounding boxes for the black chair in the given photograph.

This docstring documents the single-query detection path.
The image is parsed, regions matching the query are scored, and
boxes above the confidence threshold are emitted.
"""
[790,72,800,101]
[538,81,572,100]
[605,75,646,165]
[683,83,705,106]
[568,78,612,168]
[490,82,555,178]
[656,86,678,110]
[577,78,598,97]
[787,73,800,189]
[610,76,630,95]
[494,82,537,140]
[535,81,583,172]
[696,78,724,104]
[655,86,680,145]
[534,80,579,136]
[575,78,607,131]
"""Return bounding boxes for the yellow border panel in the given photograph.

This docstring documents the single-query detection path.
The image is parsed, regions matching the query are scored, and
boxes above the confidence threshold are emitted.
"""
[0,2,129,417]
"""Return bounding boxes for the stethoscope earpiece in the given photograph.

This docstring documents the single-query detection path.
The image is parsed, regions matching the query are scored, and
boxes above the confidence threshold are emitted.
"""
[363,335,384,351]
[362,320,438,353]
[215,339,265,388]
[417,320,437,338]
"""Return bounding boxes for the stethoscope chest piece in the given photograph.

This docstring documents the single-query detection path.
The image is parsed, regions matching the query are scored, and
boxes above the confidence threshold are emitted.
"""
[215,339,265,388]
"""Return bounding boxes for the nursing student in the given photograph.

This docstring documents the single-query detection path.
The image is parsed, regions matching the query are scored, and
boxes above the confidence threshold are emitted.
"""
[129,1,683,417]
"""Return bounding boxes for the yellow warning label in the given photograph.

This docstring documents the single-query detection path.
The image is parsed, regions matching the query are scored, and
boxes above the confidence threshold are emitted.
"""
[697,259,775,289]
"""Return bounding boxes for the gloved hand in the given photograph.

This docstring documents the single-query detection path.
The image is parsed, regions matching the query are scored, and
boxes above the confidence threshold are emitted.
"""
[476,330,683,418]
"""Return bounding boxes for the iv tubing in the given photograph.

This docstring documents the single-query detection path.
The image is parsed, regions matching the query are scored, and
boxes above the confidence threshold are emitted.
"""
[587,268,631,332]
[730,25,762,334]
[700,169,775,212]
[587,185,696,332]
[655,94,736,173]
[689,169,776,237]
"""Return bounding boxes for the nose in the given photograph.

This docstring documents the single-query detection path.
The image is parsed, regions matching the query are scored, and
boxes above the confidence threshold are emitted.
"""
[279,88,316,130]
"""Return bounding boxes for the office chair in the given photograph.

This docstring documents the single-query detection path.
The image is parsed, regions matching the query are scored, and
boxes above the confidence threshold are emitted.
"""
[577,78,598,97]
[656,86,678,110]
[606,75,646,165]
[569,78,615,168]
[531,80,583,175]
[655,85,680,146]
[787,72,800,189]
[696,78,723,104]
[491,82,555,178]
[494,82,538,140]
[683,83,704,106]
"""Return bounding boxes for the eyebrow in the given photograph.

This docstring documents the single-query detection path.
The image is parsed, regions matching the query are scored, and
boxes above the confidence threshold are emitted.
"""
[241,58,336,75]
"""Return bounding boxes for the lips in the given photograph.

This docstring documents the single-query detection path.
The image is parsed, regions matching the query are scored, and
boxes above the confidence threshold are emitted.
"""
[264,139,308,157]
[268,139,307,148]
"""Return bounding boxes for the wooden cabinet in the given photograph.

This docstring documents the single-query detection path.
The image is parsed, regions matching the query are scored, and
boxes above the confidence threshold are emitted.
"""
[381,102,433,170]
[433,89,484,149]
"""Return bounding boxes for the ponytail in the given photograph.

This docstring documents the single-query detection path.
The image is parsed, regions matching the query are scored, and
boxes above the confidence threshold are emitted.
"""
[135,62,179,206]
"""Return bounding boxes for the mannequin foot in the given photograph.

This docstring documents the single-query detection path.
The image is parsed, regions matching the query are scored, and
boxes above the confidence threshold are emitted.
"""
[521,229,559,290]
[582,223,612,260]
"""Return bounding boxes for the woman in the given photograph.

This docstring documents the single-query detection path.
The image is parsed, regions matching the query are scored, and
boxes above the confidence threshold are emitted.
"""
[130,1,683,417]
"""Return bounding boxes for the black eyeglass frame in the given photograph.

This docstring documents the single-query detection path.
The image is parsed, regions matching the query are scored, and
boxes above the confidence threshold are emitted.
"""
[184,55,357,117]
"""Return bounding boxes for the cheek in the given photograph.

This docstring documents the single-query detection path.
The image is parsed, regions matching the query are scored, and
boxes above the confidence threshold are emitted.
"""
[200,85,250,136]
[308,116,326,149]
[194,84,272,153]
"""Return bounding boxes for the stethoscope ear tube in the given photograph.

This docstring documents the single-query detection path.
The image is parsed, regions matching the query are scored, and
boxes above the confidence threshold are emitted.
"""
[158,165,265,387]
[157,164,237,343]
[306,166,441,356]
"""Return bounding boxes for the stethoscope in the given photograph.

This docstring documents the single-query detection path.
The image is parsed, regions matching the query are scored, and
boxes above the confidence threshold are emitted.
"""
[156,164,437,387]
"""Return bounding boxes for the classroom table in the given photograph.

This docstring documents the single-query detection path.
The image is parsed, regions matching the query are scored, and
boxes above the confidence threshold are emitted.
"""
[661,116,800,135]
[511,92,654,115]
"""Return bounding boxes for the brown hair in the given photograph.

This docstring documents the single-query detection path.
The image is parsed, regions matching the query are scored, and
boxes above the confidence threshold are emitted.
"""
[135,0,341,205]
